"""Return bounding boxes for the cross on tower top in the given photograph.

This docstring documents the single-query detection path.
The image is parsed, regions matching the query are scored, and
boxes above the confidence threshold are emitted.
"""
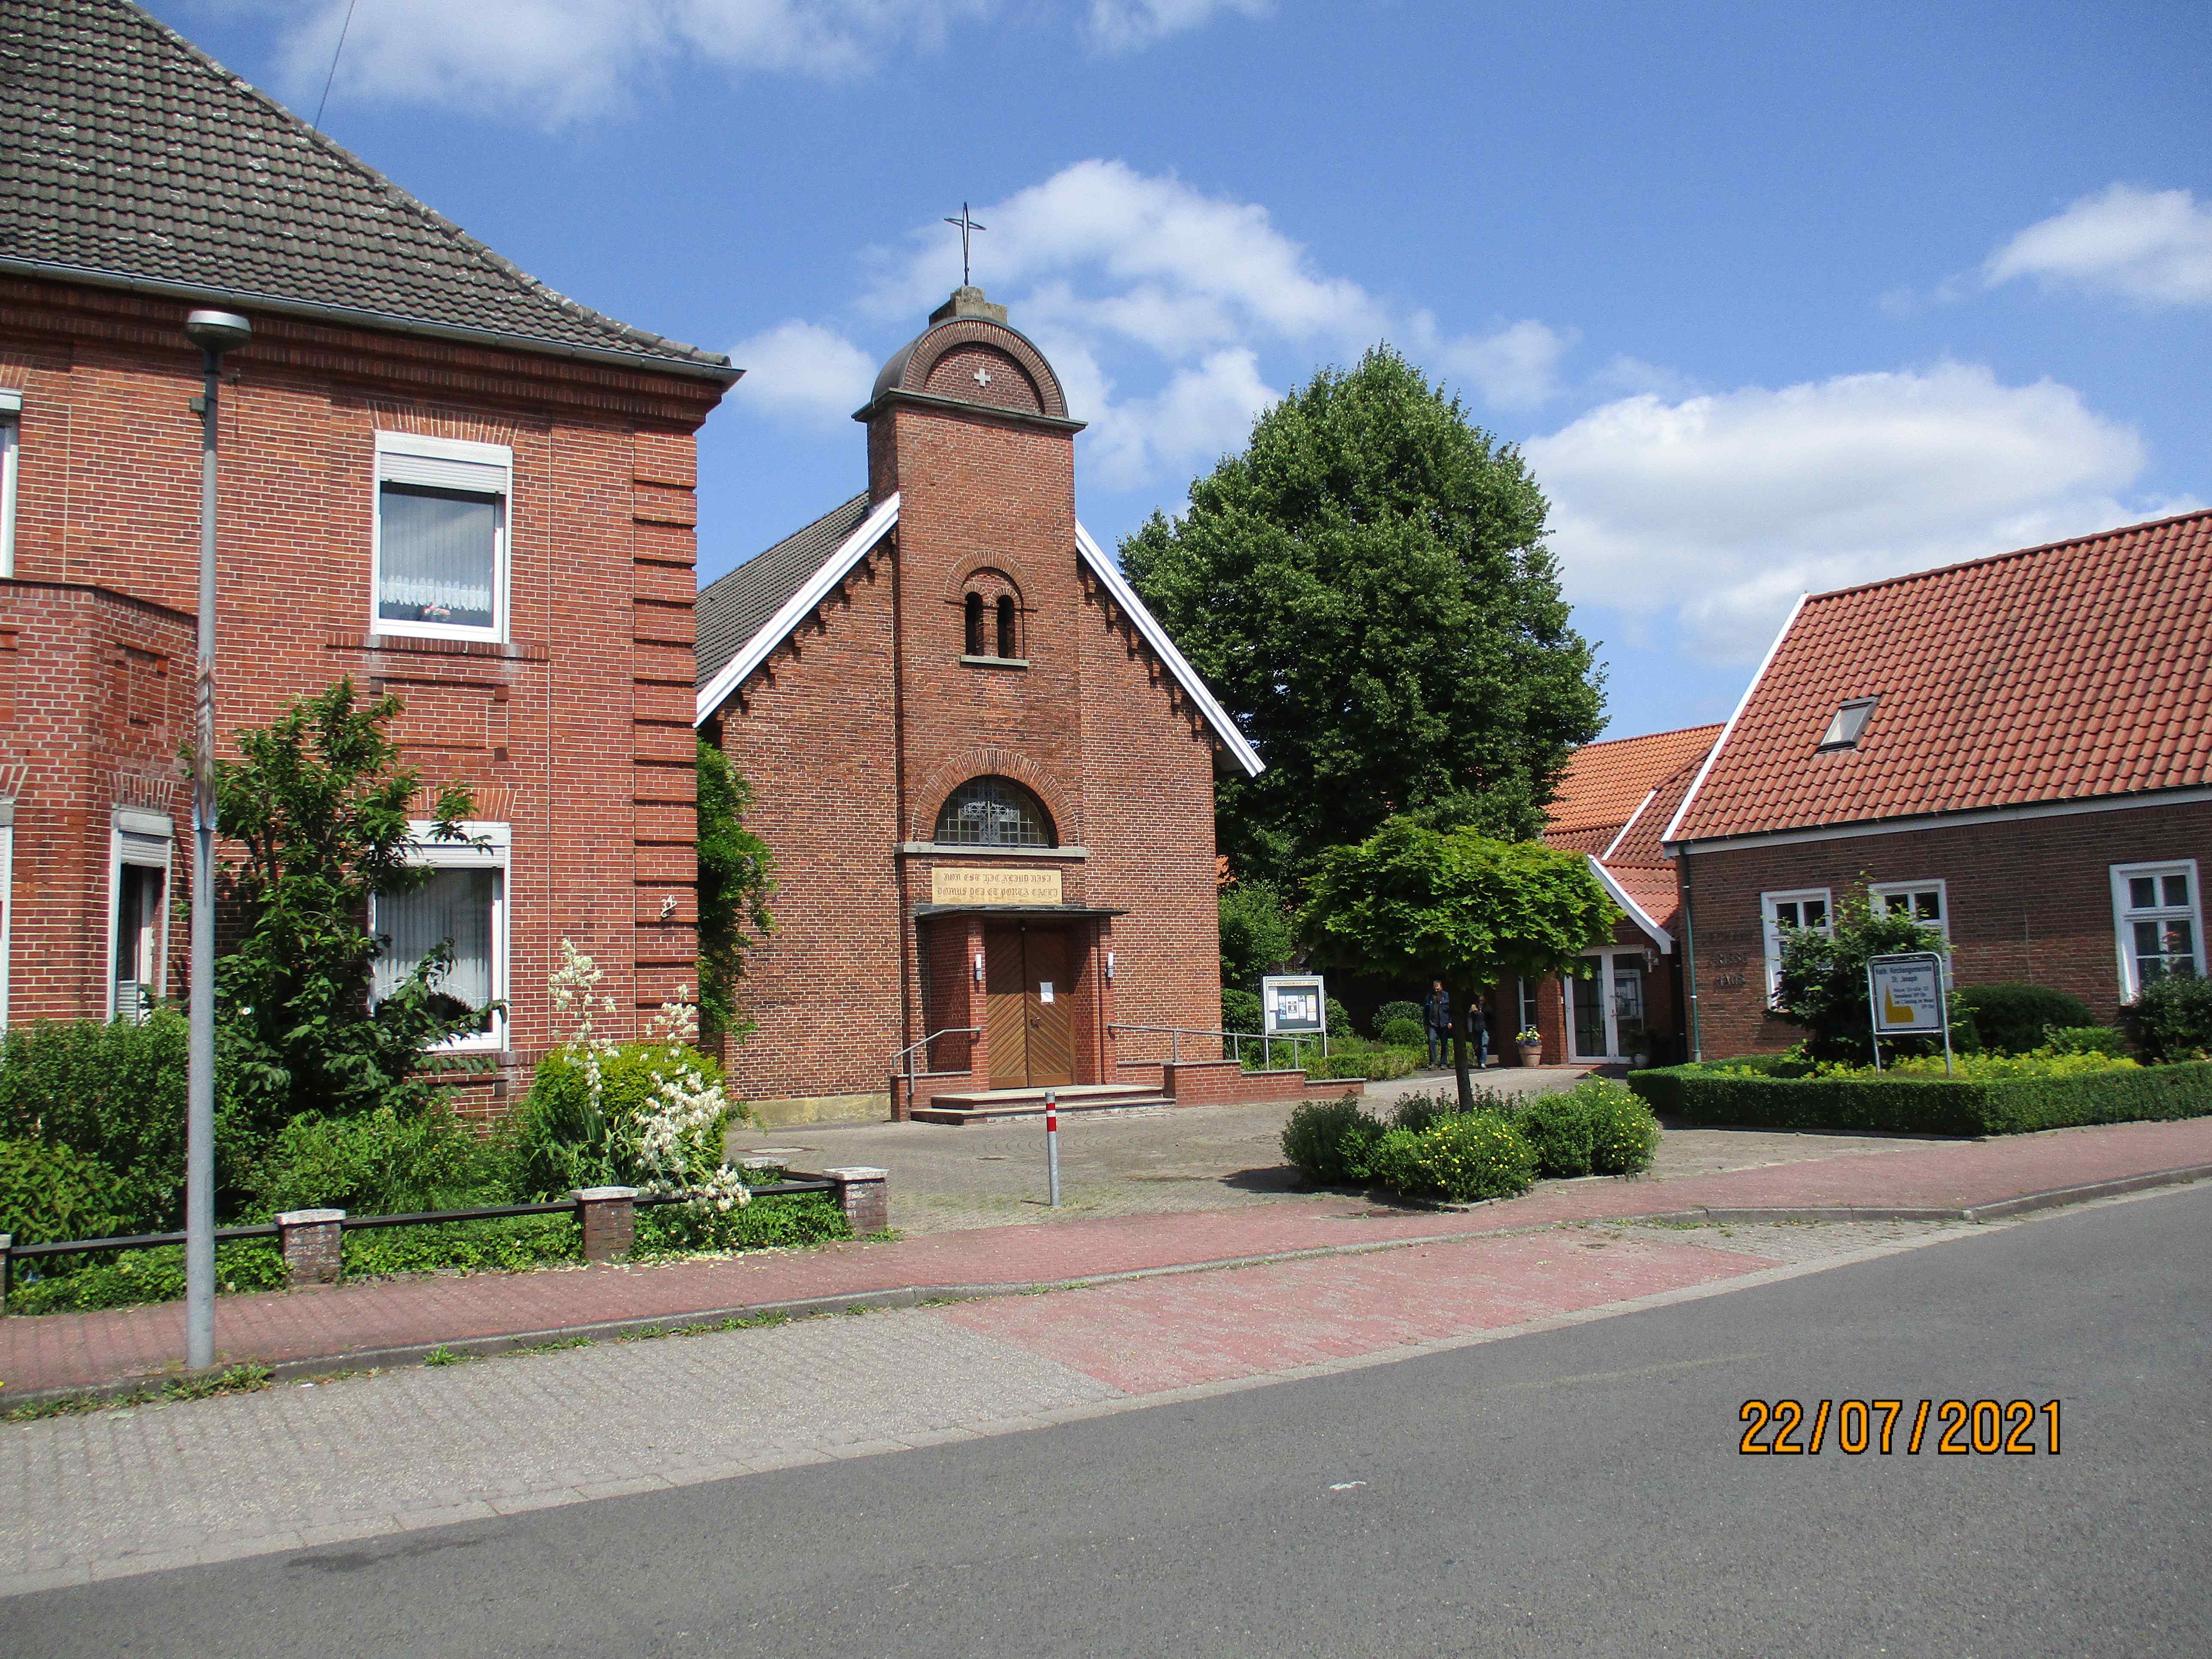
[943,202,987,287]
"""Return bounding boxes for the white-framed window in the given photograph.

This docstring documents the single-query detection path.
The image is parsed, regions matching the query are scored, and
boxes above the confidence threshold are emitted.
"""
[2110,860,2203,1001]
[370,820,509,1051]
[1761,887,1833,1008]
[1871,880,1948,939]
[1562,950,1650,1062]
[0,387,21,577]
[372,433,511,643]
[1517,977,1542,1036]
[107,810,174,1024]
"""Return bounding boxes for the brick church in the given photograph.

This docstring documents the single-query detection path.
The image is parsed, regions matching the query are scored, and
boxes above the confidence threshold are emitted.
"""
[696,287,1263,1126]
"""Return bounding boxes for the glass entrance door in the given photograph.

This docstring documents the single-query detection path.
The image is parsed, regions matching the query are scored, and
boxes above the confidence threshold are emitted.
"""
[1564,952,1649,1061]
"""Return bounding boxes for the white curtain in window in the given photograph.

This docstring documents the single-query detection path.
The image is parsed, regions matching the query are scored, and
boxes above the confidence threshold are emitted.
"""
[379,485,496,626]
[374,868,495,1008]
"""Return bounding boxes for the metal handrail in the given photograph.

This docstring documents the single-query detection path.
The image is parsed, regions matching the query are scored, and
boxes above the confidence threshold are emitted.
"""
[1106,1021,1325,1071]
[896,1027,981,1094]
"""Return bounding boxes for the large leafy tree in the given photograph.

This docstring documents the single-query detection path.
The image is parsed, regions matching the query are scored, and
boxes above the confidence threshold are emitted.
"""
[1302,820,1620,1109]
[696,738,774,1045]
[1122,346,1604,889]
[1218,877,1297,989]
[213,678,484,1142]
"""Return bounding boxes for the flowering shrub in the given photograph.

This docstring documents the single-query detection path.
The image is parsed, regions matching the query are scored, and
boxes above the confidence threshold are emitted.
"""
[1814,1049,2139,1080]
[1413,1111,1538,1202]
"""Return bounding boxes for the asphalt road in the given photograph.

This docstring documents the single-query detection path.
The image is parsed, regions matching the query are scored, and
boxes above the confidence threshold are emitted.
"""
[16,1186,2209,1658]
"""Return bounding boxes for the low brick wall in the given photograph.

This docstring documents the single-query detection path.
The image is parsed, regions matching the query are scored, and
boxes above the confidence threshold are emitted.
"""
[1162,1061,1363,1105]
[1114,1060,1167,1090]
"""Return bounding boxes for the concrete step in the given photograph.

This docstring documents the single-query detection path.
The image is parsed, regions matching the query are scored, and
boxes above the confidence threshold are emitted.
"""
[914,1084,1174,1124]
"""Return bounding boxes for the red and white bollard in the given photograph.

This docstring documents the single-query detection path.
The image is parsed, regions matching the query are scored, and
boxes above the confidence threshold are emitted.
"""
[1045,1090,1062,1209]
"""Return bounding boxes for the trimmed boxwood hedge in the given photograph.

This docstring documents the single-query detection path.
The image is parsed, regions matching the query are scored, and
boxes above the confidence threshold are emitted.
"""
[1628,1059,2212,1136]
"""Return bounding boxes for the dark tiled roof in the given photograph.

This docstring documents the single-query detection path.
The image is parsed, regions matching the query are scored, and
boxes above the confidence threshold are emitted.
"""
[1671,509,2212,842]
[696,494,872,687]
[0,0,732,376]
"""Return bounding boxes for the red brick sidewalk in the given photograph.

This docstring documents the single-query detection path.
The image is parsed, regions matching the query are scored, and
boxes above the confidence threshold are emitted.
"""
[5,1118,2208,1398]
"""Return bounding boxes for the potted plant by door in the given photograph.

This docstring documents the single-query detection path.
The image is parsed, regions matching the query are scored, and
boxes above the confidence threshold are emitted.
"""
[1516,1027,1543,1067]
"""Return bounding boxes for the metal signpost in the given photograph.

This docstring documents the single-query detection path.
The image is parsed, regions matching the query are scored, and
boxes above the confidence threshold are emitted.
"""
[1262,973,1329,1065]
[1866,950,1953,1076]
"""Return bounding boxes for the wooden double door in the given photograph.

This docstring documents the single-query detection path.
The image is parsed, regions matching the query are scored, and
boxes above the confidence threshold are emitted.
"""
[984,925,1076,1089]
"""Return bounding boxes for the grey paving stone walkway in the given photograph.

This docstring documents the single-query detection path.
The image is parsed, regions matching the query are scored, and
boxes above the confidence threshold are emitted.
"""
[729,1084,1963,1236]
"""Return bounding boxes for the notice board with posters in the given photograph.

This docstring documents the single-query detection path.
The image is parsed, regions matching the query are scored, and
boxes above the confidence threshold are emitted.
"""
[1867,951,1947,1034]
[1262,975,1328,1036]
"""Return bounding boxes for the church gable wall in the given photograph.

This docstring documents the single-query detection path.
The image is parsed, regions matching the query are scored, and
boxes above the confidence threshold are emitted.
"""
[1075,572,1224,1064]
[714,554,904,1106]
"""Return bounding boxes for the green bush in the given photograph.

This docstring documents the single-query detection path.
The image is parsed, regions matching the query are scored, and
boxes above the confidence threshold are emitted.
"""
[510,1041,732,1200]
[1373,1000,1422,1037]
[1380,1016,1426,1049]
[2124,973,2212,1063]
[1391,1085,1515,1135]
[1366,1127,1433,1195]
[1222,988,1262,1034]
[1956,984,2097,1054]
[1514,1092,1594,1179]
[340,1216,580,1279]
[247,1101,504,1219]
[1629,1059,2212,1136]
[635,1192,853,1255]
[1280,1097,1373,1183]
[0,1012,191,1232]
[7,1240,286,1316]
[2044,1025,2130,1057]
[0,1137,131,1246]
[1574,1079,1662,1174]
[1414,1111,1538,1202]
[1296,1039,1422,1083]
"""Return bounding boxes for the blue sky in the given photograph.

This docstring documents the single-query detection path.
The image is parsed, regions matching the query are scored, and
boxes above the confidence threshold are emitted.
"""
[170,0,2210,735]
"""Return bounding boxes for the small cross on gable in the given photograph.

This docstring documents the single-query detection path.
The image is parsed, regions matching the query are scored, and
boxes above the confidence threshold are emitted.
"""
[973,365,993,388]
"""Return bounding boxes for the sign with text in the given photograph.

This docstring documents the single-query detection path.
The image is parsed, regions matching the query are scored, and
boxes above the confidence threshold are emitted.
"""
[930,866,1063,907]
[1262,974,1328,1036]
[1867,951,1947,1034]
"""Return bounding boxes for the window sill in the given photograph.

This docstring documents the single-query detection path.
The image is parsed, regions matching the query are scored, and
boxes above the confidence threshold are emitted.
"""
[328,633,548,662]
[898,842,1087,860]
[959,654,1029,670]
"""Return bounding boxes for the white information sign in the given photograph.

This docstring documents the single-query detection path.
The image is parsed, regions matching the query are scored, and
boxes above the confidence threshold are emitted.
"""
[1262,975,1327,1036]
[1868,952,1946,1034]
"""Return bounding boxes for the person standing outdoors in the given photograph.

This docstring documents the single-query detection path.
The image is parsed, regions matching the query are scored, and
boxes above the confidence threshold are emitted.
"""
[1423,980,1453,1069]
[1465,996,1490,1070]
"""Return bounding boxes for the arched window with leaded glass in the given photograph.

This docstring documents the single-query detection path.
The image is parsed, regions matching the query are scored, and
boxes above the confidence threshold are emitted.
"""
[933,776,1057,848]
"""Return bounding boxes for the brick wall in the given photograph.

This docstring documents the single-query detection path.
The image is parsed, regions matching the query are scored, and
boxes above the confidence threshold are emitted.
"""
[709,320,1224,1115]
[0,275,723,1105]
[1680,799,2212,1056]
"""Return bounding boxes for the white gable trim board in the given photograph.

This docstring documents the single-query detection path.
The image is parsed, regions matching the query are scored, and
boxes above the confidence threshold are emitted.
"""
[692,501,1264,779]
[1588,855,1673,955]
[1661,591,1807,849]
[693,492,901,724]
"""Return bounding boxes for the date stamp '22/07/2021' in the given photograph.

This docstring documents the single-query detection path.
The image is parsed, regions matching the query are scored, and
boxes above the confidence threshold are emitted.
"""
[1739,1399,2062,1456]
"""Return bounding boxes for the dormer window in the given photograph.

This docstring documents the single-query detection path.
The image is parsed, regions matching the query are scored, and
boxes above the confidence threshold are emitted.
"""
[1818,697,1878,750]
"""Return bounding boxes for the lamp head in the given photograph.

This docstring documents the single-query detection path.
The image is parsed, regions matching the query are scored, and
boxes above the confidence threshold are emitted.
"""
[183,309,252,354]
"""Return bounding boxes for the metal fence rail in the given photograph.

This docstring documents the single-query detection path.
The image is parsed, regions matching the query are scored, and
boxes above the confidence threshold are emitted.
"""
[2,1181,840,1305]
[1107,1021,1327,1071]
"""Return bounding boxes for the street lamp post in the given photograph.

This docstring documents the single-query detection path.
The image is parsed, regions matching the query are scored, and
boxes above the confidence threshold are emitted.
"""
[181,308,250,1372]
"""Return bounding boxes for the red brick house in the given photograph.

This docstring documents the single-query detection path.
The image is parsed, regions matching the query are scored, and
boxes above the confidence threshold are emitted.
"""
[1663,510,2212,1058]
[0,0,735,1108]
[1518,723,1719,1066]
[696,287,1264,1126]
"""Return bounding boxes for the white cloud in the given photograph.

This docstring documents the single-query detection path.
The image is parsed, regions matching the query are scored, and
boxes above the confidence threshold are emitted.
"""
[728,320,877,426]
[1442,319,1580,410]
[828,161,1576,485]
[1984,183,2212,307]
[1525,362,2179,663]
[1085,0,1272,54]
[265,0,1255,121]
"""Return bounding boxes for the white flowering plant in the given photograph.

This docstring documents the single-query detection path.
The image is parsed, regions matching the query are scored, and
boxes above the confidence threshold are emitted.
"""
[512,941,755,1220]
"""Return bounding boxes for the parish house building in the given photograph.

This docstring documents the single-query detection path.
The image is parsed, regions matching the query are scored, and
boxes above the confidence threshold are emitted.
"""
[0,0,734,1107]
[1664,510,2212,1057]
[696,287,1269,1126]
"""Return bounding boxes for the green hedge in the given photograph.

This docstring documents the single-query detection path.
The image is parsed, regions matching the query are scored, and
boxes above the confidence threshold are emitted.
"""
[1628,1060,2212,1136]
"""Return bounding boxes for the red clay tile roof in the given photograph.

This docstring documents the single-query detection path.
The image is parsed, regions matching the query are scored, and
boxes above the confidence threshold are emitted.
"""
[1669,509,2212,843]
[1603,863,1682,938]
[1546,724,1723,839]
[1605,753,1707,868]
